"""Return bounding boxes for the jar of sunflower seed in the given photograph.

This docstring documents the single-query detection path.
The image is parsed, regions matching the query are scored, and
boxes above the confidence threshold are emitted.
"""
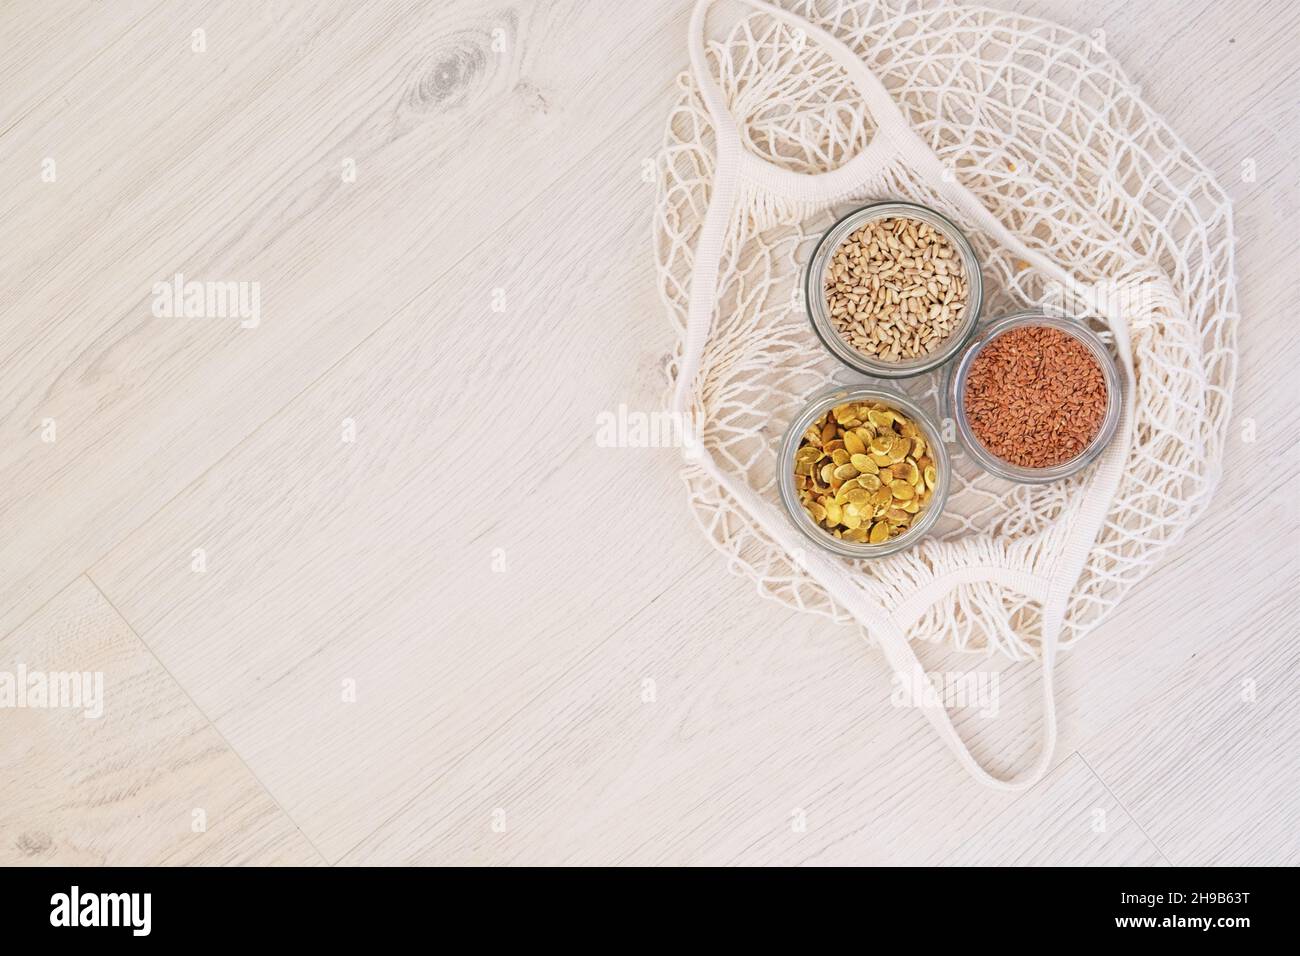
[803,200,983,378]
[777,385,949,558]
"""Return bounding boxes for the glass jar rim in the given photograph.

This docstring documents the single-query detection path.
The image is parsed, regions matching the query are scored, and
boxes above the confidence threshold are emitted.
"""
[804,200,984,379]
[777,383,950,558]
[946,311,1123,484]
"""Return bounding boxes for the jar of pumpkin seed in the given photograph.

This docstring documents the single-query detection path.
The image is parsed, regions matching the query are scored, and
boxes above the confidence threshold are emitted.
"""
[777,384,949,558]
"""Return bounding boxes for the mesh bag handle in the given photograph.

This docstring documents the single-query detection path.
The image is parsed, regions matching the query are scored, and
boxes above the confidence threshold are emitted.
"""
[687,0,922,199]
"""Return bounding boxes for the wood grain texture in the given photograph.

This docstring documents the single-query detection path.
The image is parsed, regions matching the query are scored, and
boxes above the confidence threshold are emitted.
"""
[0,0,680,636]
[335,565,1115,866]
[0,577,322,865]
[2,0,1298,865]
[89,113,710,861]
[942,756,1168,866]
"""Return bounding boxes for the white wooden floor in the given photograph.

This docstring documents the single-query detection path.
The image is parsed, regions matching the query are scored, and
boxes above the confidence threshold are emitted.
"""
[2,0,1297,866]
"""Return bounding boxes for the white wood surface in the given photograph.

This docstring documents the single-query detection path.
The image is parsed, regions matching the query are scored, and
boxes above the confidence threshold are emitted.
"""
[2,0,1298,866]
[0,577,322,865]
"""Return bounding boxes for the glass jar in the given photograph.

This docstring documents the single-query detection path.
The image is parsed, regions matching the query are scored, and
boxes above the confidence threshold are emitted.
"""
[777,383,950,558]
[946,311,1123,483]
[803,200,984,378]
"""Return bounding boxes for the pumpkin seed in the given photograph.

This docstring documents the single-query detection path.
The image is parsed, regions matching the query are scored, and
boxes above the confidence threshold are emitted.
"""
[791,400,941,546]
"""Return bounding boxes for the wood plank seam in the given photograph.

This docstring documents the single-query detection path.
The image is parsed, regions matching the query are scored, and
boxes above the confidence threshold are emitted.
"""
[81,571,330,866]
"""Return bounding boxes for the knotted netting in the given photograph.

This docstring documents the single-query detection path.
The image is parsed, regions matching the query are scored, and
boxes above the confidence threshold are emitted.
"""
[653,0,1236,673]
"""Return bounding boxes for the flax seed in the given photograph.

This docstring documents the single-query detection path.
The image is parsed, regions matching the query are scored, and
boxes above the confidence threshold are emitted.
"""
[962,325,1108,468]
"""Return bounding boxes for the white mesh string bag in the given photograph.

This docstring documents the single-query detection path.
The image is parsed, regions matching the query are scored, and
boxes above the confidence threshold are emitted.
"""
[653,0,1238,788]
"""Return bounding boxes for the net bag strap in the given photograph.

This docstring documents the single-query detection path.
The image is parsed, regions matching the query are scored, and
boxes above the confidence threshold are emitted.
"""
[687,0,927,196]
[674,0,930,413]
